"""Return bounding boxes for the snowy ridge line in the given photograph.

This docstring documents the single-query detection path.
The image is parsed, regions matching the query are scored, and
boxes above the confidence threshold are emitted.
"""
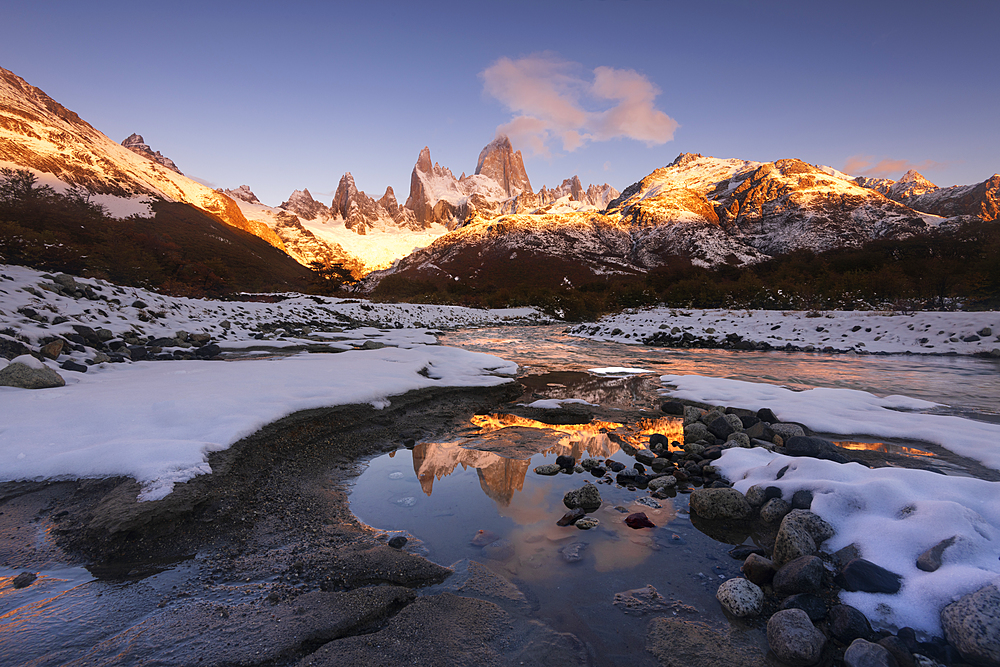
[570,307,1000,357]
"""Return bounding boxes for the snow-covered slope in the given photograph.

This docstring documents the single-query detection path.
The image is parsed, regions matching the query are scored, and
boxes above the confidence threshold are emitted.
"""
[225,186,451,272]
[854,170,1000,222]
[0,66,284,251]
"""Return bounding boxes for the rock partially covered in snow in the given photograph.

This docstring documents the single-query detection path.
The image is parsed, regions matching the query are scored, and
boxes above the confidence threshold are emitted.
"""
[773,509,835,567]
[0,355,64,389]
[941,583,1000,666]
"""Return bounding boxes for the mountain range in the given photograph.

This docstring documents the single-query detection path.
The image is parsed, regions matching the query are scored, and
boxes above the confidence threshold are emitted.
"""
[1,64,997,297]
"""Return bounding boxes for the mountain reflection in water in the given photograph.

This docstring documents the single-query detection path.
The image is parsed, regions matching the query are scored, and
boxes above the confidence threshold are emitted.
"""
[410,414,683,505]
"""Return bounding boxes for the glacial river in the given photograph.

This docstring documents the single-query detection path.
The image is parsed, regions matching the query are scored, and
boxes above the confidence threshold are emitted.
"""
[350,325,1000,665]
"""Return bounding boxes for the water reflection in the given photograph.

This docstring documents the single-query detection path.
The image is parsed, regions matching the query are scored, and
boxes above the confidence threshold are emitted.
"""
[409,415,683,506]
[835,441,936,458]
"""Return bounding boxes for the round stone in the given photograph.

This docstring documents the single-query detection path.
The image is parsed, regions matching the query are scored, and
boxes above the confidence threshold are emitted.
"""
[716,578,763,617]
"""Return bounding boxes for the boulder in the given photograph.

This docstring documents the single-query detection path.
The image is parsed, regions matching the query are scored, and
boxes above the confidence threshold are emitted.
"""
[773,510,835,567]
[715,578,763,617]
[773,555,824,596]
[563,484,602,510]
[689,487,752,520]
[635,449,657,465]
[726,432,751,448]
[829,604,875,644]
[844,638,898,667]
[744,484,769,507]
[742,553,776,586]
[708,415,736,440]
[684,422,711,443]
[0,357,65,389]
[760,497,792,524]
[767,608,826,666]
[941,583,1000,666]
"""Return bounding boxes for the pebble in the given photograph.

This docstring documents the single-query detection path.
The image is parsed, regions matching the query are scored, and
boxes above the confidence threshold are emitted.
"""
[575,517,599,530]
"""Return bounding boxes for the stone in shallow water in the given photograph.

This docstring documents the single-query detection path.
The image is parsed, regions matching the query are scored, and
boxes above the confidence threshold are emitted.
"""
[563,484,602,510]
[559,542,587,563]
[482,538,515,561]
[470,529,500,547]
[625,512,656,529]
[689,487,752,520]
[715,578,763,617]
[575,517,599,530]
[742,553,776,586]
[773,555,824,596]
[557,508,586,526]
[534,463,561,475]
[647,617,765,667]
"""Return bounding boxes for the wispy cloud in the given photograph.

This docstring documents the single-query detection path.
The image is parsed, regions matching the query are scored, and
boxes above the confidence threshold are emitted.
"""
[481,54,679,157]
[844,155,946,179]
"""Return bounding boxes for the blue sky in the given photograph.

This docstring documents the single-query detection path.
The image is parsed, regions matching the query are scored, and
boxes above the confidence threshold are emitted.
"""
[4,1,998,206]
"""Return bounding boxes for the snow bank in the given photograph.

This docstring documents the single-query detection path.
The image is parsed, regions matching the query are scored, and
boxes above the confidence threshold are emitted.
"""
[570,308,1000,356]
[715,448,1000,637]
[0,347,516,501]
[660,374,1000,470]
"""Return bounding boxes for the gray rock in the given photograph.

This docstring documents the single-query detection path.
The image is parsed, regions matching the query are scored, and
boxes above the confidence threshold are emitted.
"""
[54,273,78,290]
[844,638,898,667]
[0,360,65,389]
[978,327,993,337]
[767,608,826,666]
[684,422,711,443]
[683,405,705,424]
[635,449,657,465]
[771,423,806,440]
[647,475,677,491]
[773,555,824,596]
[773,510,835,567]
[689,488,752,520]
[744,484,769,507]
[743,420,769,440]
[575,517,599,530]
[723,413,744,432]
[534,464,561,475]
[726,432,751,448]
[563,484,602,510]
[60,359,88,373]
[757,407,779,423]
[916,536,957,573]
[941,583,1000,666]
[760,497,792,524]
[715,578,763,617]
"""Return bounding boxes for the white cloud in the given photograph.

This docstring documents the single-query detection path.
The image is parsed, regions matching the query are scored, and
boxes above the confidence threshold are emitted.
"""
[481,54,679,157]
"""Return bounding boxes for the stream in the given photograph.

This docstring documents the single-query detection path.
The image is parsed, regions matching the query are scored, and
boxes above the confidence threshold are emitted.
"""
[350,325,1000,665]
